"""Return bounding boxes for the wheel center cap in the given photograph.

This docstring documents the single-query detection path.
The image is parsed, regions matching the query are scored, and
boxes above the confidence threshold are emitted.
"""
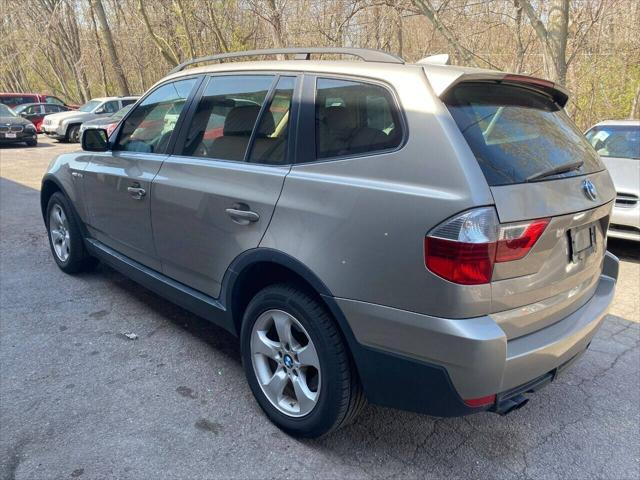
[283,354,294,368]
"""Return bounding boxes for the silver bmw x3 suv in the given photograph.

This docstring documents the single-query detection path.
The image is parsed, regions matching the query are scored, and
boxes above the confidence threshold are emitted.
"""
[41,48,619,438]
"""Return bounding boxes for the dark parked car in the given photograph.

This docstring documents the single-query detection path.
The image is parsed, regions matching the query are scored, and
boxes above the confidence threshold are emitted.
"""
[15,103,71,132]
[0,103,37,146]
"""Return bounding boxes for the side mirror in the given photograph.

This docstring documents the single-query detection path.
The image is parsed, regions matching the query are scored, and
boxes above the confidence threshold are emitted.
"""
[82,128,109,152]
[95,107,106,114]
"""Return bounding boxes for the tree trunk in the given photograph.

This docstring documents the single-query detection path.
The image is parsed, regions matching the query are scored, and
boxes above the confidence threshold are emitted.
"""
[137,0,180,67]
[515,0,569,85]
[630,85,640,120]
[89,0,110,96]
[92,0,130,95]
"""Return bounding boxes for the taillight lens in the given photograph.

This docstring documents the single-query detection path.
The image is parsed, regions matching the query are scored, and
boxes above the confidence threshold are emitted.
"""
[424,208,549,285]
[495,219,549,262]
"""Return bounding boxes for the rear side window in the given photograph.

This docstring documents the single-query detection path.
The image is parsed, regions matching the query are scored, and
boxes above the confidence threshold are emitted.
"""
[315,78,402,159]
[1,95,36,106]
[180,75,274,161]
[586,125,639,160]
[445,82,604,186]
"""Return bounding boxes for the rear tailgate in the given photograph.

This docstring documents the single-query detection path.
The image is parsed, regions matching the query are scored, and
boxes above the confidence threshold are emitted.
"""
[441,75,615,339]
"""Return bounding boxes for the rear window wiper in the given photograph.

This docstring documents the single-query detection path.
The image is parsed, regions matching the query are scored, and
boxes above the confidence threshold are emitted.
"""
[526,160,584,182]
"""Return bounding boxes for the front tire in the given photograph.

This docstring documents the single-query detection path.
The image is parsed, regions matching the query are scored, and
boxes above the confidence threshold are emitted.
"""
[46,192,97,273]
[66,125,80,143]
[26,138,37,147]
[241,284,365,438]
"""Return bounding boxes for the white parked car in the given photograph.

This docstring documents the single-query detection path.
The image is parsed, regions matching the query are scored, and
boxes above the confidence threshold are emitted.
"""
[586,120,640,241]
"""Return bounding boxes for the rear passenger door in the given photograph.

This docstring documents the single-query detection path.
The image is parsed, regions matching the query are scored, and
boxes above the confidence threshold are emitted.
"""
[151,73,298,298]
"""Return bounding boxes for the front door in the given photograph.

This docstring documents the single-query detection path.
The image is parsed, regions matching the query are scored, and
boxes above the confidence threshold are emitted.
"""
[82,77,200,270]
[151,74,298,297]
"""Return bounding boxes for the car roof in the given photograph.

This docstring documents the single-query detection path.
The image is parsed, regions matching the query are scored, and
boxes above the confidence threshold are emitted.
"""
[591,119,640,127]
[90,96,140,102]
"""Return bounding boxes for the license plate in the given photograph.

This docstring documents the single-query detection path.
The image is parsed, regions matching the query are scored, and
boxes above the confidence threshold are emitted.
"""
[5,132,16,138]
[569,224,596,262]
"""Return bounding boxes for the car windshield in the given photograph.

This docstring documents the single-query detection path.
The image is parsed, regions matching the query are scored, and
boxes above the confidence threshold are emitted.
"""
[13,104,30,113]
[445,82,604,186]
[0,104,17,117]
[78,100,101,113]
[585,125,640,160]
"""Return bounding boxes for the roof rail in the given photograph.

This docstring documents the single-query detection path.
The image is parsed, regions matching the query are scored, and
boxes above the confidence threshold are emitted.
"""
[168,48,404,74]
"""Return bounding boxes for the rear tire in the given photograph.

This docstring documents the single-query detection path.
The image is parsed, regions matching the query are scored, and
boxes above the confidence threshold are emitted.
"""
[46,192,97,274]
[241,284,365,438]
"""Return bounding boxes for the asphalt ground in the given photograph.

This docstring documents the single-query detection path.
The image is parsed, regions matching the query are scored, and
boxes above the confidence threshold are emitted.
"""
[1,136,638,480]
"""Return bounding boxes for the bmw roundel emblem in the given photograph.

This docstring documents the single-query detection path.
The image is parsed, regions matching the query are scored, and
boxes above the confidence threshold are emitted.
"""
[582,179,598,201]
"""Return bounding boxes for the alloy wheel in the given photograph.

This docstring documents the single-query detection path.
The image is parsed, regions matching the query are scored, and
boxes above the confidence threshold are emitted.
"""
[250,309,321,417]
[49,204,70,262]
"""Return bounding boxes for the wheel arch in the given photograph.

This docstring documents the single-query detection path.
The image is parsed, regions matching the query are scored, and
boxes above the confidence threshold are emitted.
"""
[222,249,361,359]
[40,175,64,221]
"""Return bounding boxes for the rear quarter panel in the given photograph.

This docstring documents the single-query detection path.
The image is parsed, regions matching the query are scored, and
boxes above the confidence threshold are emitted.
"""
[261,67,496,317]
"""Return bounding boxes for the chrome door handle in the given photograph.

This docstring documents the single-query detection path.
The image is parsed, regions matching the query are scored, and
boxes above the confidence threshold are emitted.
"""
[225,207,260,225]
[127,186,146,200]
[71,171,83,178]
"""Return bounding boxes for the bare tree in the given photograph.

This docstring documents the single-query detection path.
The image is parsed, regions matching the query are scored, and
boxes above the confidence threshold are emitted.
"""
[92,0,130,95]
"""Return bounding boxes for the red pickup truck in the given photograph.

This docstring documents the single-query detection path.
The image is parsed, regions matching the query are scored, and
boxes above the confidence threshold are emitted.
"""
[0,93,76,110]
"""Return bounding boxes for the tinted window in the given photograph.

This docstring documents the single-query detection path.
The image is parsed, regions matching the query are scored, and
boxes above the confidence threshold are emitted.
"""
[45,105,62,113]
[315,78,402,159]
[101,101,120,114]
[121,99,137,107]
[248,76,295,165]
[116,78,197,154]
[181,75,274,161]
[586,125,639,160]
[445,83,605,185]
[1,95,37,106]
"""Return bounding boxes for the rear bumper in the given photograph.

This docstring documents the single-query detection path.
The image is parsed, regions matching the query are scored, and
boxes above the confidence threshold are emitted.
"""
[609,204,640,241]
[336,251,619,415]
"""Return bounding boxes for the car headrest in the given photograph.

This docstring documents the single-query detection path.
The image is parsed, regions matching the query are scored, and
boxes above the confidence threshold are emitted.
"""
[224,105,261,136]
[323,105,357,132]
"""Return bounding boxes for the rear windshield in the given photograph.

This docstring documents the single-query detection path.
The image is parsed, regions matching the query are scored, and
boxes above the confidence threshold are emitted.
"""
[585,125,639,160]
[445,82,604,186]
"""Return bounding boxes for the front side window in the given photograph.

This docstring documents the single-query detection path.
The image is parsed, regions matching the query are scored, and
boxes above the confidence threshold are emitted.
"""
[116,78,198,154]
[586,125,639,160]
[181,75,274,161]
[315,78,402,159]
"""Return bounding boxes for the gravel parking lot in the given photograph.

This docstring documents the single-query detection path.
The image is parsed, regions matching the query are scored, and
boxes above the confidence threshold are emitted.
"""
[1,136,639,480]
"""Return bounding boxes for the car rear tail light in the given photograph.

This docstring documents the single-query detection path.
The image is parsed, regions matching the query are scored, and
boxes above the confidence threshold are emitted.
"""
[424,207,549,285]
[463,394,496,408]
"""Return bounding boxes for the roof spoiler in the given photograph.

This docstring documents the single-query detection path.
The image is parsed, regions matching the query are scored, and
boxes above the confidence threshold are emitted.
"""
[428,70,570,108]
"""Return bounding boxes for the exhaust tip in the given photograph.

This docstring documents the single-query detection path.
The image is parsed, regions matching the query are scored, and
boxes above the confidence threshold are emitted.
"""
[493,394,529,416]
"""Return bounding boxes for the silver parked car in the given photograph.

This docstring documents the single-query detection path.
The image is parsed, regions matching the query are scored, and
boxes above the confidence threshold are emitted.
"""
[41,48,619,438]
[585,120,640,241]
[42,96,138,142]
